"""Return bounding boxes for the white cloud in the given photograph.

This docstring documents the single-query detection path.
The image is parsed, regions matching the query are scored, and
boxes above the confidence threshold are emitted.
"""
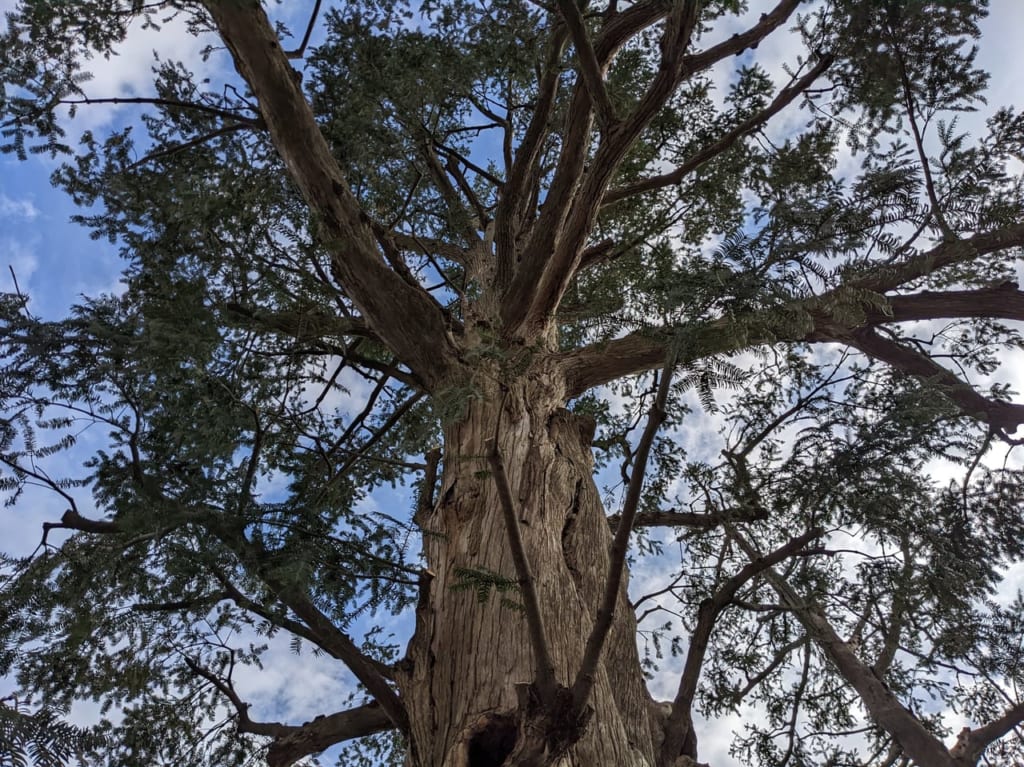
[65,11,218,132]
[0,193,39,220]
[0,235,39,286]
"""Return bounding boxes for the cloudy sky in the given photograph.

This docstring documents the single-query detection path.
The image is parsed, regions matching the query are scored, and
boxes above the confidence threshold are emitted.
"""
[2,1,1023,765]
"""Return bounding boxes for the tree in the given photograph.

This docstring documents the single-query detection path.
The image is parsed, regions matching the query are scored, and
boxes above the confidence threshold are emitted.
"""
[1,0,1024,764]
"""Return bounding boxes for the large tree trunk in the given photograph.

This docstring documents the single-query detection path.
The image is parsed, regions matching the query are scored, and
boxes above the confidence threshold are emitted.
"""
[397,367,659,766]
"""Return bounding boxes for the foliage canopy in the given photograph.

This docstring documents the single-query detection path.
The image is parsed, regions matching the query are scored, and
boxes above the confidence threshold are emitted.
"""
[2,0,1024,765]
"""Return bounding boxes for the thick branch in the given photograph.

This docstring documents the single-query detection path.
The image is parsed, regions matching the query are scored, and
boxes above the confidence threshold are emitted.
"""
[558,0,618,128]
[950,700,1024,764]
[571,351,677,715]
[841,326,1024,434]
[608,506,767,532]
[659,527,823,765]
[849,222,1024,294]
[726,525,957,767]
[869,283,1024,324]
[209,523,409,733]
[187,653,392,767]
[201,1,459,391]
[222,302,374,341]
[265,702,393,767]
[681,0,802,74]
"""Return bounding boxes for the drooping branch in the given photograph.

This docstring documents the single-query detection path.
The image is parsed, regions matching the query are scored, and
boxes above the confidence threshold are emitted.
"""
[185,655,392,767]
[841,326,1024,434]
[200,1,460,391]
[571,350,677,715]
[658,527,824,765]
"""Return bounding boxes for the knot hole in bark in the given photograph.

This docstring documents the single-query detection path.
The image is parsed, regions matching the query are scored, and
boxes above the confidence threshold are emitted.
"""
[467,713,517,767]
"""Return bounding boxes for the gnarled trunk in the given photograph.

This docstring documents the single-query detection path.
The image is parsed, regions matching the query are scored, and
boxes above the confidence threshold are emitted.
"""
[397,369,659,766]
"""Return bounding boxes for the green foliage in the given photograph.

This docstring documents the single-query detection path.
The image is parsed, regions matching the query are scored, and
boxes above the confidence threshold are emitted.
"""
[0,0,1022,765]
[451,566,523,611]
[0,697,100,767]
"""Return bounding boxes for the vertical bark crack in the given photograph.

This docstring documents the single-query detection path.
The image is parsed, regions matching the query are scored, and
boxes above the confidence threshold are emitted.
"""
[561,479,585,593]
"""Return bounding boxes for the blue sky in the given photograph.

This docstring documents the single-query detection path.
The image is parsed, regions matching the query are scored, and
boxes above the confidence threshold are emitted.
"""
[3,1,1024,764]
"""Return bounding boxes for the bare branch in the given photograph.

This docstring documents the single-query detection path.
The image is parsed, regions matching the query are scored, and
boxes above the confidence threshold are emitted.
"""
[493,28,567,290]
[56,96,263,126]
[284,0,323,59]
[571,349,677,715]
[557,0,618,128]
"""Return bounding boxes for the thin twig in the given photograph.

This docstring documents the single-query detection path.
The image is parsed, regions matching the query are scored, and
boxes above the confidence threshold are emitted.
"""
[285,0,323,59]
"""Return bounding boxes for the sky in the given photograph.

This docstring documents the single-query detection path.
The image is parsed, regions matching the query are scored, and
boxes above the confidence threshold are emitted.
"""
[1,1,1024,765]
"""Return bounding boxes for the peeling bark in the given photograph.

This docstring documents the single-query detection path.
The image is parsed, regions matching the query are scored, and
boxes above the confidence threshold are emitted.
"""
[397,369,657,766]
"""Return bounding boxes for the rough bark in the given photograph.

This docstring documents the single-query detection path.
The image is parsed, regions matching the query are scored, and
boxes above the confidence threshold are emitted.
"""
[396,366,658,766]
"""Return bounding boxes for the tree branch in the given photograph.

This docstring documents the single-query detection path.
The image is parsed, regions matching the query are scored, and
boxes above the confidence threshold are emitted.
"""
[608,506,767,532]
[848,222,1024,294]
[207,522,409,733]
[571,349,677,715]
[557,0,618,128]
[659,527,823,765]
[486,436,559,705]
[186,655,393,767]
[868,283,1024,325]
[283,0,322,59]
[950,700,1024,764]
[841,326,1024,434]
[201,1,460,391]
[57,96,263,127]
[725,524,957,767]
[680,0,802,75]
[604,53,833,205]
[264,703,393,767]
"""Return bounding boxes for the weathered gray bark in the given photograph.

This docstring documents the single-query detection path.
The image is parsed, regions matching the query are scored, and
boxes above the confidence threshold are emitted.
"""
[397,367,658,766]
